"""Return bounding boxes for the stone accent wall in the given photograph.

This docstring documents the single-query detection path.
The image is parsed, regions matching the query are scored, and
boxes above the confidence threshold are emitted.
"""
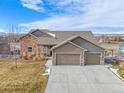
[100,52,104,65]
[20,35,39,59]
[80,52,85,66]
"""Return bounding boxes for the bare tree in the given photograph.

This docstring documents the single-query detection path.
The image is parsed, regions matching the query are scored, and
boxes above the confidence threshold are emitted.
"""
[7,25,21,68]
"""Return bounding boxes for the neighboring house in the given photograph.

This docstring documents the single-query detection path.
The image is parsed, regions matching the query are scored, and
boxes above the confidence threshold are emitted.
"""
[95,34,124,43]
[0,36,10,58]
[20,29,104,65]
[7,33,24,55]
[99,43,118,57]
[10,42,20,55]
[0,33,23,59]
[95,34,124,57]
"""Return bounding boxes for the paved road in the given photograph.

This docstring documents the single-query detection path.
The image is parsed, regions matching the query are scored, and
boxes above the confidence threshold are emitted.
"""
[45,65,124,93]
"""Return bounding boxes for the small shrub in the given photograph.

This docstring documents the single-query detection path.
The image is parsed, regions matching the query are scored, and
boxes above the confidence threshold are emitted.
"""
[118,68,124,78]
[111,65,119,69]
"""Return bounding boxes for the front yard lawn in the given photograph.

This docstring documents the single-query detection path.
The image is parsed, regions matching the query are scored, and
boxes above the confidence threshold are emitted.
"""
[0,60,48,93]
[110,64,124,80]
[118,68,124,79]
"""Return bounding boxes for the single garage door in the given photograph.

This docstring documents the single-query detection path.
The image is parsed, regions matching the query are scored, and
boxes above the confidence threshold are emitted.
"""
[56,54,80,65]
[86,53,100,65]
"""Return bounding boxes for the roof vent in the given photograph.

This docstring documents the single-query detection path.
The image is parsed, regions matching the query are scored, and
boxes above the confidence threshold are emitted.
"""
[47,32,56,38]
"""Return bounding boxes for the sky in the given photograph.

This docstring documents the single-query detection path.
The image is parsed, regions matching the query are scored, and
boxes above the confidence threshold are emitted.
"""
[0,0,124,34]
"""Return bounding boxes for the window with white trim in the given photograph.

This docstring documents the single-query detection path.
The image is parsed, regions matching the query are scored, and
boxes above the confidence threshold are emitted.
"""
[28,47,32,52]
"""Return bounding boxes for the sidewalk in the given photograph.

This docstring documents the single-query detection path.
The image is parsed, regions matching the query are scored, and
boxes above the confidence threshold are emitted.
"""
[45,58,52,68]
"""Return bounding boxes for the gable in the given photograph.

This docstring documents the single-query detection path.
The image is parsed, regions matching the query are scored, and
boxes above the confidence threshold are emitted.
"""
[20,34,38,49]
[20,29,56,40]
[71,37,104,52]
[53,42,83,53]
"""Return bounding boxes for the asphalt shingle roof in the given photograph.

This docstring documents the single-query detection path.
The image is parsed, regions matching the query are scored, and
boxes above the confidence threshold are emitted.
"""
[37,30,98,45]
[21,29,101,48]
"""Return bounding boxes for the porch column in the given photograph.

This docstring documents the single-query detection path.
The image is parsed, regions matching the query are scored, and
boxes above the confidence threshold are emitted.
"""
[52,53,56,65]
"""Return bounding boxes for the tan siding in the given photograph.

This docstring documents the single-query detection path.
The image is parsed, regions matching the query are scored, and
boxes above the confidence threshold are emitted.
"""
[54,42,83,53]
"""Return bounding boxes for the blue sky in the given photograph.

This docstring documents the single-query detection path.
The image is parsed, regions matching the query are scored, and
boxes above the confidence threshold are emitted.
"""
[0,0,124,34]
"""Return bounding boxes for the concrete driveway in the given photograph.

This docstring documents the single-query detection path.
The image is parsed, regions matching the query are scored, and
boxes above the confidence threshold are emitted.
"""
[45,65,124,93]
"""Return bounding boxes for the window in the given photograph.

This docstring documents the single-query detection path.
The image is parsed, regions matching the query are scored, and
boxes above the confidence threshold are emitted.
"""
[43,46,48,53]
[28,47,32,52]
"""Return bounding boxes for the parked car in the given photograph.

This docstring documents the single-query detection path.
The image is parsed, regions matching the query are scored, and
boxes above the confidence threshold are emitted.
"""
[104,56,119,64]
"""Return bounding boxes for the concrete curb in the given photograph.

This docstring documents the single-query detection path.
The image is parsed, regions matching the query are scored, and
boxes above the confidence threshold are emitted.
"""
[109,67,124,81]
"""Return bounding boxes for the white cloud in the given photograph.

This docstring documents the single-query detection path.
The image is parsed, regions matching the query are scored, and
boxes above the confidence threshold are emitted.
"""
[82,0,124,27]
[48,0,89,13]
[20,15,84,30]
[20,0,124,33]
[20,0,89,13]
[21,0,43,12]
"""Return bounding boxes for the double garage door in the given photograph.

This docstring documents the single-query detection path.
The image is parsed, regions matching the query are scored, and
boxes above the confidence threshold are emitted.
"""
[56,54,80,65]
[56,53,101,65]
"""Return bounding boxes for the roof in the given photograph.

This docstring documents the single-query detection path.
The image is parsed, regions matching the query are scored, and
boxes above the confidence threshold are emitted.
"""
[51,31,97,44]
[31,29,98,45]
[99,43,118,50]
[51,35,78,49]
[20,29,100,47]
[51,35,87,50]
[52,35,104,50]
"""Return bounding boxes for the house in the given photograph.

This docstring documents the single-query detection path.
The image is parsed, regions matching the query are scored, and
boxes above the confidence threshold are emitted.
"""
[20,29,104,65]
[52,36,104,65]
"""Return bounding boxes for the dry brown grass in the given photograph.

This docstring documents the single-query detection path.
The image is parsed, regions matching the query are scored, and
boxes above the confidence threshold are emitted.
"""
[118,68,124,79]
[0,60,48,93]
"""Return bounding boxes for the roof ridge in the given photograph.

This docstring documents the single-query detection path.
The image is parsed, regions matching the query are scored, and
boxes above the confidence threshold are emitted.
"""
[51,31,91,32]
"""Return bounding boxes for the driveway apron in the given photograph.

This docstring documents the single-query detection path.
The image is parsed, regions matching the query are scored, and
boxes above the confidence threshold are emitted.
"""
[45,66,124,93]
